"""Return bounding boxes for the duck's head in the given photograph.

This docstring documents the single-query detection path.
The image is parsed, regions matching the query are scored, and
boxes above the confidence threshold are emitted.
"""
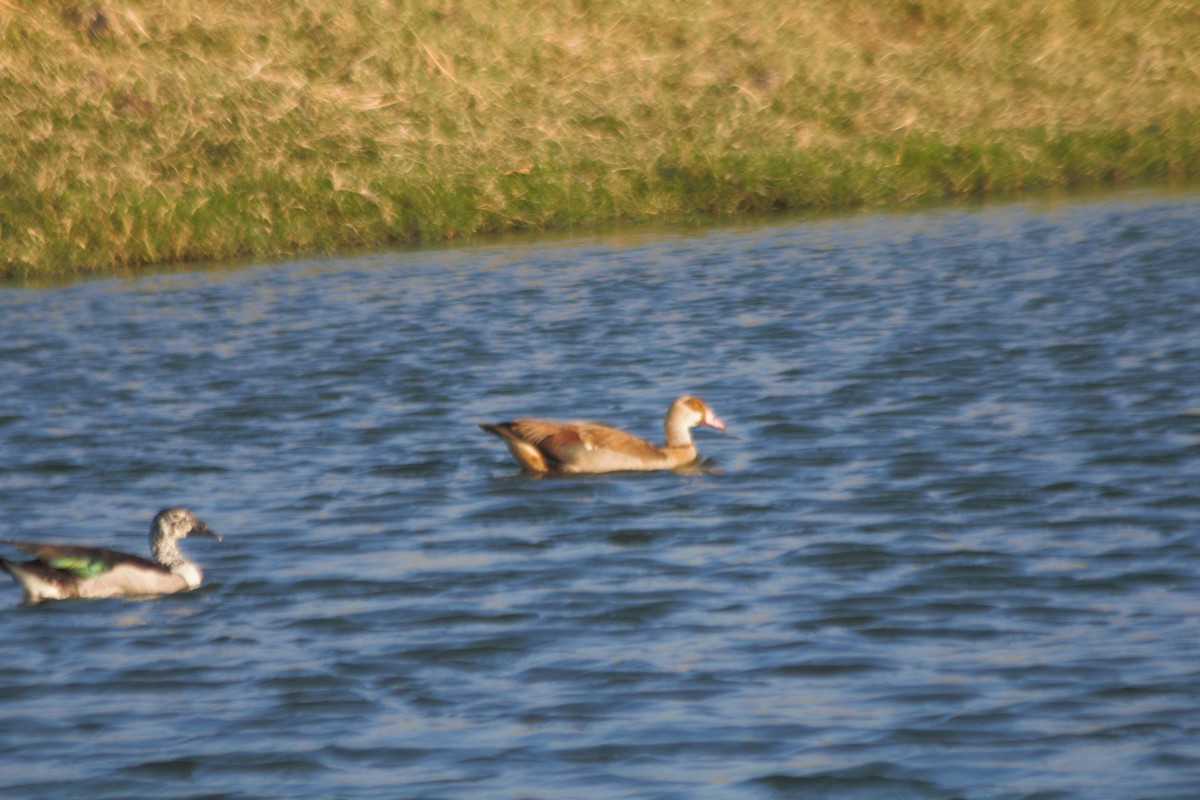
[671,395,726,432]
[151,507,222,545]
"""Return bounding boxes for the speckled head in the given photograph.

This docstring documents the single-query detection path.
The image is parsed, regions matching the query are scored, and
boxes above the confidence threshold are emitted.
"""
[149,507,221,568]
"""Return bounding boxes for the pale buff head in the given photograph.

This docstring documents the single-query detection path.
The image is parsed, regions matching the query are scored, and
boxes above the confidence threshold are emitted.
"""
[664,395,725,447]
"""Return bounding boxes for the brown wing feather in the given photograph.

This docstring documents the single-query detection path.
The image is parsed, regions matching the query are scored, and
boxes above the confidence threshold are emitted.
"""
[508,419,664,463]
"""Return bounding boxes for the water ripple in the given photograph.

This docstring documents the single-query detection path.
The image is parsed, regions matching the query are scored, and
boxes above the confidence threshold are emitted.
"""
[1,190,1199,799]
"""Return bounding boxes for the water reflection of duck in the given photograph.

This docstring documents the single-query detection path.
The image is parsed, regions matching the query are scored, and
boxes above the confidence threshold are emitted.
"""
[1,507,222,605]
[481,395,726,475]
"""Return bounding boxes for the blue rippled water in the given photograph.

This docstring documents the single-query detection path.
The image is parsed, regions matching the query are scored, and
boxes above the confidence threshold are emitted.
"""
[1,189,1198,799]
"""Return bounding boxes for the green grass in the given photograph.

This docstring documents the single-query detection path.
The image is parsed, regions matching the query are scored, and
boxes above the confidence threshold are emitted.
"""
[3,0,1200,280]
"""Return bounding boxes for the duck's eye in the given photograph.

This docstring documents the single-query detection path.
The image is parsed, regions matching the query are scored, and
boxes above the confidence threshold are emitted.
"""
[687,398,703,411]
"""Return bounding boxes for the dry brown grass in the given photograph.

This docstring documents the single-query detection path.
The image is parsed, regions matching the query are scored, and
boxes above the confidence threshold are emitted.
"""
[3,0,1199,278]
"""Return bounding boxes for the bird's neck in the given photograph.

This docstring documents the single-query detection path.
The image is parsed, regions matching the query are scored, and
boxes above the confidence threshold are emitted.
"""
[150,536,188,570]
[664,416,695,448]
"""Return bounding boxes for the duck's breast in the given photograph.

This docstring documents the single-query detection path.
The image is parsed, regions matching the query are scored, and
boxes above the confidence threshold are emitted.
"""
[77,563,192,598]
[552,424,676,472]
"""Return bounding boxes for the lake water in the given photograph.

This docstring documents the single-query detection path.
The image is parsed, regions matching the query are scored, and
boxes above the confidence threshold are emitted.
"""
[1,189,1198,799]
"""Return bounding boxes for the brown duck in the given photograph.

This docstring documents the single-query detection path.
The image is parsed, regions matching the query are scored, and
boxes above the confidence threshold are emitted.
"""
[1,507,222,604]
[480,395,726,475]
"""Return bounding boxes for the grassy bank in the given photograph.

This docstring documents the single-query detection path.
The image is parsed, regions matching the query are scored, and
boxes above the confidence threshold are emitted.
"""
[3,0,1199,279]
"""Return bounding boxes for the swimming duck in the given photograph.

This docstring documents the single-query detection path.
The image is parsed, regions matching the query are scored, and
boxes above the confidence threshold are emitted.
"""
[480,395,726,474]
[1,507,221,604]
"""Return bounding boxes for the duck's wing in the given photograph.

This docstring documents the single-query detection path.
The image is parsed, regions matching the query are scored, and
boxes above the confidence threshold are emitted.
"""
[1,541,166,578]
[508,419,664,463]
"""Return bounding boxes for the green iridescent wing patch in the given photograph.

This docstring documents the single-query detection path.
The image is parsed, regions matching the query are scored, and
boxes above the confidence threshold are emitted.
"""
[46,555,111,577]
